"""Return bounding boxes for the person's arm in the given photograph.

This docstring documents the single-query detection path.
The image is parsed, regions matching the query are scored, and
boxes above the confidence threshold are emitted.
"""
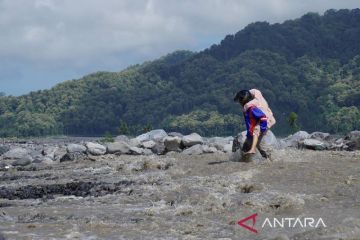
[252,108,268,135]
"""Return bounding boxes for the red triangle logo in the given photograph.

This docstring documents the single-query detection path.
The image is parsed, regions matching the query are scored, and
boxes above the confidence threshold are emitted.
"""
[237,213,258,233]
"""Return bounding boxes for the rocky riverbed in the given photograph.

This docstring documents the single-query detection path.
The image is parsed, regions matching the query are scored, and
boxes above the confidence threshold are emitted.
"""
[0,130,359,239]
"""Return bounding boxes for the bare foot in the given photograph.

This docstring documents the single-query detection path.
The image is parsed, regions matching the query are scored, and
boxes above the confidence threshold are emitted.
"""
[244,150,256,155]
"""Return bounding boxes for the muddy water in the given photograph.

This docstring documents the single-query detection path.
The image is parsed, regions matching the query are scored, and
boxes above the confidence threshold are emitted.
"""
[0,150,359,239]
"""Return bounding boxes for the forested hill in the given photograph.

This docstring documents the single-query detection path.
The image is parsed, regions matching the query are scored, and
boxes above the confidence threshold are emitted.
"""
[0,9,360,137]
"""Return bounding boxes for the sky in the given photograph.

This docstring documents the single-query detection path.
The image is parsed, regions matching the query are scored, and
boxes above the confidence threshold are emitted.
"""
[0,0,359,96]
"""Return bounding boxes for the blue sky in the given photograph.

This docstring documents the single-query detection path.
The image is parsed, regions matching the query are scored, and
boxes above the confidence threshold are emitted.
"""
[1,0,359,96]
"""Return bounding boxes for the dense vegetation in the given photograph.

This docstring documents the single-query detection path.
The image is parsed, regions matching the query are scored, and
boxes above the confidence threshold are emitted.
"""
[0,9,359,137]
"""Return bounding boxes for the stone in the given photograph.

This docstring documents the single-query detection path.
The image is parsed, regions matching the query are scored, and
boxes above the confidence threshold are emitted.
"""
[164,136,182,152]
[151,142,166,155]
[182,133,203,147]
[141,140,156,149]
[136,129,168,142]
[182,144,204,155]
[142,149,153,155]
[302,139,327,150]
[67,144,86,153]
[114,135,130,143]
[202,145,218,153]
[60,152,86,162]
[223,143,233,153]
[208,137,232,151]
[0,145,10,156]
[282,131,310,148]
[168,132,183,138]
[3,148,30,159]
[106,141,131,154]
[54,147,67,161]
[129,147,143,155]
[310,131,330,141]
[129,138,141,147]
[345,131,360,151]
[232,131,247,152]
[42,146,58,160]
[86,142,106,155]
[12,157,32,166]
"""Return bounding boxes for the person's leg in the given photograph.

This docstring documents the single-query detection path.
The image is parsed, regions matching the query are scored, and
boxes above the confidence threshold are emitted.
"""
[244,134,258,154]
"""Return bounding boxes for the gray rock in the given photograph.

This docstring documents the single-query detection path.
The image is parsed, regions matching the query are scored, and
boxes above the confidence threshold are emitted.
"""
[141,140,156,149]
[106,141,131,154]
[129,138,141,147]
[168,132,183,138]
[42,146,58,160]
[86,142,106,155]
[182,144,204,155]
[232,131,247,152]
[60,152,86,162]
[114,135,130,143]
[136,129,168,142]
[151,141,166,155]
[67,144,86,153]
[0,145,10,156]
[182,133,203,147]
[202,145,218,153]
[223,143,233,153]
[142,149,153,155]
[310,131,330,141]
[302,139,327,150]
[3,147,30,159]
[129,147,143,155]
[164,136,182,152]
[54,147,67,161]
[208,137,232,151]
[12,157,32,166]
[345,131,360,151]
[282,131,310,148]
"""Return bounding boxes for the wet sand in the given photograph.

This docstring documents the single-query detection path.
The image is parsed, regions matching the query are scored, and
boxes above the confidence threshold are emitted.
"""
[0,149,359,239]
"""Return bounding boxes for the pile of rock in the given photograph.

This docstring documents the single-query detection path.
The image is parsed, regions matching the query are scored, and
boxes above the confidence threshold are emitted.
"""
[0,129,234,167]
[279,130,360,151]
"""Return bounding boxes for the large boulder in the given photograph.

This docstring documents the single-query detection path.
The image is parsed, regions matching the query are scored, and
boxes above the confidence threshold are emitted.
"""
[129,138,141,147]
[232,131,247,152]
[3,148,31,159]
[0,145,10,156]
[231,130,278,162]
[67,144,86,153]
[208,137,232,151]
[301,139,327,150]
[60,152,86,162]
[136,129,168,142]
[164,136,182,152]
[182,144,204,155]
[86,142,106,155]
[182,133,203,147]
[54,147,67,161]
[310,132,330,141]
[281,131,310,148]
[141,140,156,149]
[42,146,59,160]
[106,141,131,154]
[11,157,32,166]
[345,131,360,151]
[151,141,166,155]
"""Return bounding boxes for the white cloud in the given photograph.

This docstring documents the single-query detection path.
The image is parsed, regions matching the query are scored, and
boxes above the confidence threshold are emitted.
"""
[0,0,359,94]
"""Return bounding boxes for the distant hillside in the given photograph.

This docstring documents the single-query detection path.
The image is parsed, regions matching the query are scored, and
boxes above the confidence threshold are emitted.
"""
[0,9,359,137]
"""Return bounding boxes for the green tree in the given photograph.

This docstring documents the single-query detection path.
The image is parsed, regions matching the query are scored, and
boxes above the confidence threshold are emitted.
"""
[288,112,300,133]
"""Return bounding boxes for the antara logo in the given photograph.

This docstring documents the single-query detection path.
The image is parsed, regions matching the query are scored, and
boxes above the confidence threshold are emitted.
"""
[237,213,327,234]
